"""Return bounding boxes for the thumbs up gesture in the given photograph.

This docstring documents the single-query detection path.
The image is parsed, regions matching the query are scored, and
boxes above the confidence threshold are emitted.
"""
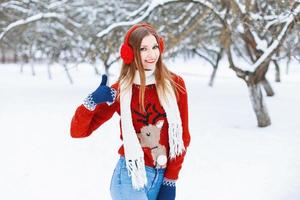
[83,74,116,110]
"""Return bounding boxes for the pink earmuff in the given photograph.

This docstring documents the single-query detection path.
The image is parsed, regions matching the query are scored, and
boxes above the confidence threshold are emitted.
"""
[120,23,165,65]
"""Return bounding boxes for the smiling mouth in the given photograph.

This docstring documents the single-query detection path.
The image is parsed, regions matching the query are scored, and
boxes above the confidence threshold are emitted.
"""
[145,60,156,64]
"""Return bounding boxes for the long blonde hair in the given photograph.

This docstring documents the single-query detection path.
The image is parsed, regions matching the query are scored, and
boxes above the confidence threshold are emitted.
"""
[118,24,183,111]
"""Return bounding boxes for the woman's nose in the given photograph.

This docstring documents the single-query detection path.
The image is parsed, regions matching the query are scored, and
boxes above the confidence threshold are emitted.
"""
[147,49,157,58]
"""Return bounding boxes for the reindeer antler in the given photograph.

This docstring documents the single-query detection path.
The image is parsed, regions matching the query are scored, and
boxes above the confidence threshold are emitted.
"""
[133,103,152,125]
[152,104,166,124]
[134,103,166,125]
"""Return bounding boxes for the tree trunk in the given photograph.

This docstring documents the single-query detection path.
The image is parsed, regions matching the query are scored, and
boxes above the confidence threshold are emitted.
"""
[104,63,110,85]
[273,61,281,82]
[208,67,217,87]
[93,62,100,75]
[14,51,17,63]
[104,65,109,75]
[286,62,290,75]
[1,48,5,63]
[63,63,73,84]
[260,78,274,96]
[20,62,24,73]
[30,62,36,76]
[209,48,223,87]
[286,54,291,75]
[47,63,52,80]
[247,83,271,127]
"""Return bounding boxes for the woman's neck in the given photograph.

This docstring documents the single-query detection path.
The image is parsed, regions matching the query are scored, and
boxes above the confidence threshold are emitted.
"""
[133,69,156,85]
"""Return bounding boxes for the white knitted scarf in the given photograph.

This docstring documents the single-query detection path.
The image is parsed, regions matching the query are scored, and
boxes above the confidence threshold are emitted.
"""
[120,69,185,190]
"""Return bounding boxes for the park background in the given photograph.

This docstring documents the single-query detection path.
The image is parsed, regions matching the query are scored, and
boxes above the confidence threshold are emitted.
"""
[1,1,300,200]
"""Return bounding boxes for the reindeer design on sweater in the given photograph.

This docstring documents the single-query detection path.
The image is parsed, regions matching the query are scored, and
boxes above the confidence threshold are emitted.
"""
[134,103,167,168]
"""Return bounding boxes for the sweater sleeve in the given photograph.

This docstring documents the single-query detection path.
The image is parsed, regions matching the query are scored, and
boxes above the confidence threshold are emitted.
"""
[70,83,119,138]
[164,75,191,180]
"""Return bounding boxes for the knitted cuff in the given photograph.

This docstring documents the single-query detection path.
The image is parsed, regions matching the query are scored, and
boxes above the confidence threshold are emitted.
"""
[106,88,117,106]
[162,178,176,187]
[83,94,97,111]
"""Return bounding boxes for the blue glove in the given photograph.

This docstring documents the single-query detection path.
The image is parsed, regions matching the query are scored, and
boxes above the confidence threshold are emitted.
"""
[83,74,116,110]
[157,179,176,200]
[91,74,115,103]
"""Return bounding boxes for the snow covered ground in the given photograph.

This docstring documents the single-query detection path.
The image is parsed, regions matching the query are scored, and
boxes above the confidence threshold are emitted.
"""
[0,57,300,200]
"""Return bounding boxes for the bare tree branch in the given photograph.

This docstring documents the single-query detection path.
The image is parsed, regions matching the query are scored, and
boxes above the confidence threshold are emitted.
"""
[252,4,300,69]
[0,12,65,41]
[96,0,223,38]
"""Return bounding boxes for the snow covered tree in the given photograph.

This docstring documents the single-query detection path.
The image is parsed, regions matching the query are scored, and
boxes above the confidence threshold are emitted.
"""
[222,1,300,127]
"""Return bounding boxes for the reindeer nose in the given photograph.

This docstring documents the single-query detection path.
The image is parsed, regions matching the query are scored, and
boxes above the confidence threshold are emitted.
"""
[146,132,151,136]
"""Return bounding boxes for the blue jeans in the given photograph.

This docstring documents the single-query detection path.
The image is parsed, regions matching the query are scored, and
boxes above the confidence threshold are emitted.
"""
[110,157,165,200]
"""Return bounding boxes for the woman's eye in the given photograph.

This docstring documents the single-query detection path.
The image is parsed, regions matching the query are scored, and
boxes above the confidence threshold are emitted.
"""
[140,45,159,51]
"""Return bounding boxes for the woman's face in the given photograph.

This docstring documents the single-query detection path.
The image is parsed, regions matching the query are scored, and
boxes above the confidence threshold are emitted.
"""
[139,34,160,71]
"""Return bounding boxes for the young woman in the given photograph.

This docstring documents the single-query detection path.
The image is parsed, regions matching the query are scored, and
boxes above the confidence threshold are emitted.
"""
[70,22,190,200]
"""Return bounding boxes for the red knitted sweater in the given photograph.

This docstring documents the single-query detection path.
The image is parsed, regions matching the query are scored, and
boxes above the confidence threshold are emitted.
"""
[70,74,190,180]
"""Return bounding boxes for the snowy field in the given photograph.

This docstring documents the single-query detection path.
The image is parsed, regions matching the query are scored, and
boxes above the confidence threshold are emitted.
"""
[0,57,300,200]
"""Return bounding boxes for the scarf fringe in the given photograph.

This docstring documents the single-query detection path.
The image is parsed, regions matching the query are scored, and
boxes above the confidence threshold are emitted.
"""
[125,157,147,190]
[168,122,185,159]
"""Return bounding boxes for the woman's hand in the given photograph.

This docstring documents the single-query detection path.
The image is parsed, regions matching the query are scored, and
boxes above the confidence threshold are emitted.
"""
[91,74,116,104]
[83,74,116,110]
